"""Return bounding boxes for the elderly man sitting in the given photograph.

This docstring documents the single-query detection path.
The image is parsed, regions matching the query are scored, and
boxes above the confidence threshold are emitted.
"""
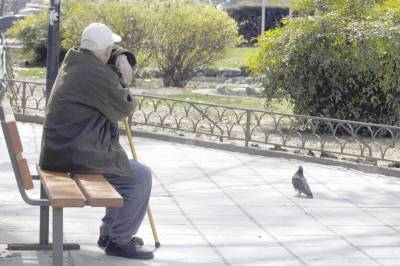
[39,23,154,260]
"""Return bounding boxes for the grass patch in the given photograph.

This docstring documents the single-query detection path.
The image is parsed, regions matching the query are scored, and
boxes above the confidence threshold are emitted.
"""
[212,47,259,68]
[166,91,293,113]
[147,47,259,69]
[9,48,34,63]
[15,67,46,79]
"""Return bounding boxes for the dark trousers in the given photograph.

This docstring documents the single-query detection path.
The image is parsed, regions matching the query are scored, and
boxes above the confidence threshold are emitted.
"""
[100,160,152,245]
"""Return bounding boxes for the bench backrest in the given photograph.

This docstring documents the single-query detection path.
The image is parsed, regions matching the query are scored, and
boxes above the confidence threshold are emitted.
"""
[0,99,34,190]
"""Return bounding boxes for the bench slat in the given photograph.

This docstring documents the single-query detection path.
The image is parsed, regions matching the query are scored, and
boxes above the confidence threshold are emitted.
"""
[16,158,33,190]
[37,167,86,208]
[6,122,23,154]
[5,122,34,190]
[1,101,34,190]
[74,174,123,208]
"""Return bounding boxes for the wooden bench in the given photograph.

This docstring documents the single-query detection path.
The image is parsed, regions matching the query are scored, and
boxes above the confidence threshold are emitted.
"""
[0,99,123,266]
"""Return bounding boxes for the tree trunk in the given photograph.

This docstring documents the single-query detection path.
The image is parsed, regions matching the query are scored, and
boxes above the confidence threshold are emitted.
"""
[161,67,192,88]
[162,74,187,88]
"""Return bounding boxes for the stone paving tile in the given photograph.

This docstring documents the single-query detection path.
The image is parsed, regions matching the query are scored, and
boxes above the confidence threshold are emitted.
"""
[303,207,384,226]
[205,234,278,247]
[360,247,400,259]
[172,196,234,206]
[216,246,296,261]
[304,259,379,266]
[186,214,255,226]
[365,208,400,226]
[323,184,400,208]
[244,206,321,227]
[367,176,400,195]
[151,245,222,262]
[3,122,400,265]
[222,186,295,207]
[274,235,350,247]
[210,177,266,188]
[160,178,217,193]
[230,260,303,266]
[170,187,229,198]
[172,204,244,216]
[330,226,400,247]
[289,245,370,260]
[378,259,400,266]
[0,230,39,244]
[0,249,74,266]
[265,225,336,237]
[195,224,267,238]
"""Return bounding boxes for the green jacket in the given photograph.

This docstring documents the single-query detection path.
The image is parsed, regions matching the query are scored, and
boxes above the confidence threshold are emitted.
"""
[39,48,136,178]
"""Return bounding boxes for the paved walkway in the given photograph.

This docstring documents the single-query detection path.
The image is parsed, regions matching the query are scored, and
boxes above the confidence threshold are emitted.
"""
[1,122,400,266]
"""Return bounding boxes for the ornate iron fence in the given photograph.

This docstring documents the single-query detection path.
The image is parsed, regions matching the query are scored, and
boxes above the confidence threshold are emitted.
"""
[4,78,400,165]
[3,79,46,115]
[0,35,18,101]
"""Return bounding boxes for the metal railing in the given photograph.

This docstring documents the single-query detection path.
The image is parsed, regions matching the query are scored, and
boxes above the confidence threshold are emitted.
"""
[4,78,400,165]
[3,79,46,115]
[0,35,6,98]
[0,35,19,102]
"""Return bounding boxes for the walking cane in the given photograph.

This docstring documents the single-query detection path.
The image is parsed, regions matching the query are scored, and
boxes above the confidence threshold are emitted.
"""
[123,118,161,248]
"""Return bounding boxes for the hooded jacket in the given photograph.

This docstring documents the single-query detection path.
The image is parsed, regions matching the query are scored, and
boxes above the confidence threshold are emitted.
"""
[39,47,136,178]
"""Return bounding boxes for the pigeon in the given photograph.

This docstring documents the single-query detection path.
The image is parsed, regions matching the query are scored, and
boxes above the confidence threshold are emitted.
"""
[292,166,313,198]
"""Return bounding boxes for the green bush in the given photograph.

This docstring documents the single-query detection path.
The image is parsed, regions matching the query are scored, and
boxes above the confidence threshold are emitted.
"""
[7,5,76,66]
[250,0,400,125]
[8,1,153,70]
[7,0,240,87]
[6,9,50,65]
[62,1,153,71]
[149,0,241,87]
[290,0,385,16]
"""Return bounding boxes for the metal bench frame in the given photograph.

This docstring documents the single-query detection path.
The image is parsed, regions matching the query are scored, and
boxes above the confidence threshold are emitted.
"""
[0,101,81,266]
[0,99,123,266]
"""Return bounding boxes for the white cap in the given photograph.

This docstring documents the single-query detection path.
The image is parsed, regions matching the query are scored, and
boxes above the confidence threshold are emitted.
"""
[81,22,121,51]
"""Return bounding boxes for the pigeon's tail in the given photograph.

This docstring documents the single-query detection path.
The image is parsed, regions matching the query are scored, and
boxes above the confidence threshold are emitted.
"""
[304,184,313,198]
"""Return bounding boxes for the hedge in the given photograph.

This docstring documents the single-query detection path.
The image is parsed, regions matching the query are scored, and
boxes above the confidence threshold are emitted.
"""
[249,0,400,126]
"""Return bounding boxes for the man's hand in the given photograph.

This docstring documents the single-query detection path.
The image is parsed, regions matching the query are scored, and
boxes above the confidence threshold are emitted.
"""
[115,54,133,87]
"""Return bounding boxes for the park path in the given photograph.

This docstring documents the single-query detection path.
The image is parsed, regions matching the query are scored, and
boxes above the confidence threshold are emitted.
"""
[1,122,400,266]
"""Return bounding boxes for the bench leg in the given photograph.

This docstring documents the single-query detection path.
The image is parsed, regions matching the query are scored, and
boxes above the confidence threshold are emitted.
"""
[8,193,79,252]
[40,184,49,245]
[53,208,63,266]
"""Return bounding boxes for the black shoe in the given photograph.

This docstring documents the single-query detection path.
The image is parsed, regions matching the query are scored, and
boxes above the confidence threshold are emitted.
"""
[98,236,144,248]
[97,235,109,248]
[105,239,154,260]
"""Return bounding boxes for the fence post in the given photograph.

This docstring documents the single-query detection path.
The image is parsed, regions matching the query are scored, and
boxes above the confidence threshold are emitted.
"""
[245,110,251,147]
[21,82,26,115]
